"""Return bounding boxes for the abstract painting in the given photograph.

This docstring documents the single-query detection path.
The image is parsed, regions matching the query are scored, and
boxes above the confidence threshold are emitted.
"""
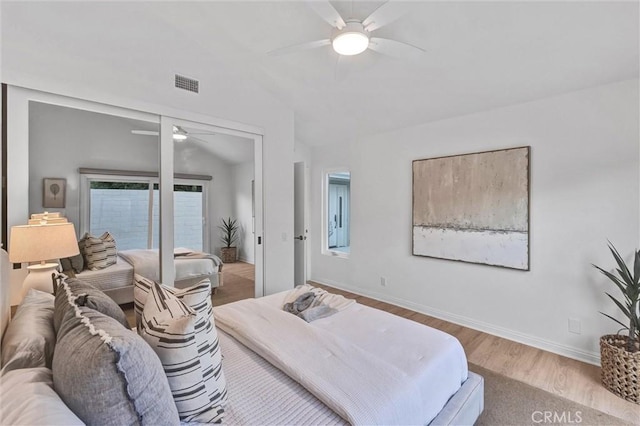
[412,146,530,270]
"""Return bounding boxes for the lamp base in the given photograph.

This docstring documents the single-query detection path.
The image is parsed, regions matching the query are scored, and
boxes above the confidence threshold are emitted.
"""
[22,263,59,296]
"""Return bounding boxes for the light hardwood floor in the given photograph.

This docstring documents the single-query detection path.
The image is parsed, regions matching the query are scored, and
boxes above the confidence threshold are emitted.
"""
[218,262,640,424]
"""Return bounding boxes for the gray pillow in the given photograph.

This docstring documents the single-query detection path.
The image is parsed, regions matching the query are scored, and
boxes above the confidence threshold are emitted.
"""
[54,277,129,332]
[0,367,84,425]
[53,296,179,426]
[0,290,55,373]
[82,232,117,270]
[60,252,84,274]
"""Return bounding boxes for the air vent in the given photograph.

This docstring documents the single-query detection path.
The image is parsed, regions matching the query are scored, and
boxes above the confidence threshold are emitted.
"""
[175,74,199,93]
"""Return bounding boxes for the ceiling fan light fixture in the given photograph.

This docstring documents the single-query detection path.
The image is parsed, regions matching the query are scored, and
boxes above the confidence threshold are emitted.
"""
[173,133,187,141]
[332,22,369,56]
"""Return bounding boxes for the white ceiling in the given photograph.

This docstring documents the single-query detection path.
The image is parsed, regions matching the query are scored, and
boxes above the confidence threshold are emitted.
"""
[3,1,638,147]
[122,119,254,165]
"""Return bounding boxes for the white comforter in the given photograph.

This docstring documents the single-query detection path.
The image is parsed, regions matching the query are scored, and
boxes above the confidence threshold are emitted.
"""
[215,292,468,425]
[118,248,221,285]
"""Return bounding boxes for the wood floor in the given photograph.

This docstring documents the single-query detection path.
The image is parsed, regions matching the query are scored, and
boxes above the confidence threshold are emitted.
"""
[216,262,639,424]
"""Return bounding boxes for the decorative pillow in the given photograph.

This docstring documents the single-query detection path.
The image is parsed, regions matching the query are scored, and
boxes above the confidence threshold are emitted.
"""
[140,282,226,422]
[54,277,130,332]
[52,284,179,426]
[81,232,117,270]
[134,273,212,329]
[0,367,84,425]
[0,290,55,373]
[60,251,84,274]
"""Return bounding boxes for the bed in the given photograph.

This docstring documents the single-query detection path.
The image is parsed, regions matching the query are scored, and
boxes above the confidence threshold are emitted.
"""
[74,248,223,304]
[0,261,484,425]
[215,287,484,425]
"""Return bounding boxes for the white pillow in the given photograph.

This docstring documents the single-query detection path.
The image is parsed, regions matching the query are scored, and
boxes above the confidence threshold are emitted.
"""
[140,281,227,423]
[133,273,212,329]
[1,289,55,373]
[0,367,83,425]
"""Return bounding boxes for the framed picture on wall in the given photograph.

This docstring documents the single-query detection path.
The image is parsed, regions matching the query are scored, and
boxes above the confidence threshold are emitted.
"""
[43,178,66,208]
[412,146,530,270]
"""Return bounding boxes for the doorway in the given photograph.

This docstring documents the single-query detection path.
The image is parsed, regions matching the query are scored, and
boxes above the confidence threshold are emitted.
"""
[294,162,307,286]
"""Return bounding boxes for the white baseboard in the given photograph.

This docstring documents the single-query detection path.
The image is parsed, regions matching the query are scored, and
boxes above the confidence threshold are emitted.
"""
[311,278,601,366]
[237,257,254,265]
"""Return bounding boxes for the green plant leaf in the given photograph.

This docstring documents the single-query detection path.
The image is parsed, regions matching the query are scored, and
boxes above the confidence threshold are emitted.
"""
[605,293,631,318]
[594,264,629,298]
[608,242,633,286]
[600,312,630,331]
[634,250,640,286]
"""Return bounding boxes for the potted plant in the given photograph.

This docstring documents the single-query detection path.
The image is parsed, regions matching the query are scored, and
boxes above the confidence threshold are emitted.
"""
[593,242,640,404]
[219,217,238,263]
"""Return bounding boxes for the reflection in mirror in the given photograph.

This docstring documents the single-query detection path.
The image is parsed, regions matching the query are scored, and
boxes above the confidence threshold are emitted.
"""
[325,171,350,255]
[28,101,161,295]
[172,124,256,279]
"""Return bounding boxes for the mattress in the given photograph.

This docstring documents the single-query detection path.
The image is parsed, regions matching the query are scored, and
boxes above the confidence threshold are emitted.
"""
[119,248,221,287]
[218,329,345,425]
[215,317,483,426]
[258,291,469,423]
[216,290,470,425]
[74,256,133,291]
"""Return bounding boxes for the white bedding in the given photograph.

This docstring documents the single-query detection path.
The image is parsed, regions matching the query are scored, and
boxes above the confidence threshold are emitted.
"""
[118,248,221,286]
[74,256,133,291]
[215,291,468,425]
[217,329,345,426]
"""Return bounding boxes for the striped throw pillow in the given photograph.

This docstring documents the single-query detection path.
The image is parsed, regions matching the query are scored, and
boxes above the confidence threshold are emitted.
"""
[82,232,117,270]
[134,274,211,329]
[138,279,227,423]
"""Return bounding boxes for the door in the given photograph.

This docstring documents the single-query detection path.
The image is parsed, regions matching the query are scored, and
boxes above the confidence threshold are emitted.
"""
[294,162,307,286]
[328,182,349,248]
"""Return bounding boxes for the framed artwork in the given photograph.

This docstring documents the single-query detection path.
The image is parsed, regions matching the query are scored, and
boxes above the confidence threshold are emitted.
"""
[412,146,530,270]
[43,178,66,208]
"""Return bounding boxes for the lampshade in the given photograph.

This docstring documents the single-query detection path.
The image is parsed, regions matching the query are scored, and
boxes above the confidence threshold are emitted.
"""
[332,31,369,56]
[9,222,79,264]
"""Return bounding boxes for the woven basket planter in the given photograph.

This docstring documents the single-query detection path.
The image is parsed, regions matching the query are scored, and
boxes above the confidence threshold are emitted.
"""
[220,247,237,263]
[600,334,640,404]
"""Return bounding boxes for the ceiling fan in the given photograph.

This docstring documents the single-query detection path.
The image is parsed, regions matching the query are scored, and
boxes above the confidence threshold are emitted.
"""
[132,126,214,142]
[268,0,425,60]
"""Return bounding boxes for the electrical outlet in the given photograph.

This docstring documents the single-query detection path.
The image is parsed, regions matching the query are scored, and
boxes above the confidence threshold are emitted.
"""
[380,277,387,287]
[568,318,581,334]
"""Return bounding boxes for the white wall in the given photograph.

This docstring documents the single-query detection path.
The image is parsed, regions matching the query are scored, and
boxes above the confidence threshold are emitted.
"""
[310,79,639,364]
[232,162,255,264]
[1,2,295,298]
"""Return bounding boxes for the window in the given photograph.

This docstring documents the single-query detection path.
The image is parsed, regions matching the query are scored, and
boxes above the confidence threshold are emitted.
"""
[323,170,350,257]
[83,175,207,251]
[151,183,204,250]
[89,180,151,250]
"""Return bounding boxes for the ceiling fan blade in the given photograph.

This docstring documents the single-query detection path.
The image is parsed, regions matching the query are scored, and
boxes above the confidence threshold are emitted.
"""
[362,1,407,32]
[368,37,425,60]
[306,0,346,29]
[188,135,210,145]
[267,39,331,56]
[132,130,159,136]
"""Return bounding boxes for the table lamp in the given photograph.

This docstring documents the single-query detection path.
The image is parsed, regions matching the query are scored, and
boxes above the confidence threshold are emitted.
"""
[9,222,79,295]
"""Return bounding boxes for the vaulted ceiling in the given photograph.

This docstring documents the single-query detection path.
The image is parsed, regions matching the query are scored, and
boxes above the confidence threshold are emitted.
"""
[2,1,638,146]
